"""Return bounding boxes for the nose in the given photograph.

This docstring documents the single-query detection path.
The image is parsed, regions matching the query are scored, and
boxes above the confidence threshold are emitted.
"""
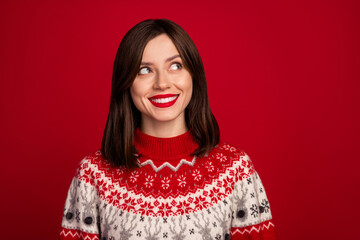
[153,71,171,90]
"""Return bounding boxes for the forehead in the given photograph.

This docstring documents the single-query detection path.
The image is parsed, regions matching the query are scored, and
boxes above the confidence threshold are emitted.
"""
[141,34,180,62]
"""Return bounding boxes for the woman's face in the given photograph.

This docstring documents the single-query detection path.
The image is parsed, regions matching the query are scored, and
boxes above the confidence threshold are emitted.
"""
[130,34,193,132]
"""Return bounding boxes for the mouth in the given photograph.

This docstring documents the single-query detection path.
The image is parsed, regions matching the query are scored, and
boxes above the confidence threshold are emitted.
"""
[149,94,179,108]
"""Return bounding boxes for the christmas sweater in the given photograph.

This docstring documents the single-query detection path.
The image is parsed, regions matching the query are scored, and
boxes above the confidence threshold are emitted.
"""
[60,129,277,240]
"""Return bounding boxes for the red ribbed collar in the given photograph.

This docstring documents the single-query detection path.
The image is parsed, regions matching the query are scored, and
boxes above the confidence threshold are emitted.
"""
[134,128,198,164]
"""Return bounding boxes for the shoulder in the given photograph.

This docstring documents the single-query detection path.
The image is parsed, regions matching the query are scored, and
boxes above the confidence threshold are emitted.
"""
[212,141,257,180]
[75,150,112,185]
[213,141,250,162]
[77,150,104,171]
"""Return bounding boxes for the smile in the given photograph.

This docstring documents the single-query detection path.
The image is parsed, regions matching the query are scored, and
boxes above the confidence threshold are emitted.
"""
[149,94,179,108]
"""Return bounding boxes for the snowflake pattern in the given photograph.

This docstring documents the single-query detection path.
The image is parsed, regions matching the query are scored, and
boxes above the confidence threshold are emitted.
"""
[129,171,139,183]
[176,200,192,215]
[139,201,155,216]
[205,161,214,172]
[193,196,209,210]
[216,153,227,162]
[145,175,154,188]
[223,144,237,152]
[161,177,171,189]
[192,169,202,181]
[157,203,172,217]
[177,175,187,188]
[261,199,270,213]
[222,176,234,194]
[250,204,259,218]
[209,188,225,203]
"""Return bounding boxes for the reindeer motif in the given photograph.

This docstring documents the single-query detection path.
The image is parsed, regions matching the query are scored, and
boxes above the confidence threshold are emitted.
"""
[64,178,78,223]
[118,212,137,240]
[213,205,230,236]
[80,184,97,227]
[169,217,187,240]
[193,212,212,240]
[101,207,118,240]
[233,182,249,222]
[144,217,161,240]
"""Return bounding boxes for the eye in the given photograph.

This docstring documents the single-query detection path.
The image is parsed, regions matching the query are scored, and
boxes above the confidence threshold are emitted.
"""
[138,67,151,75]
[169,63,182,71]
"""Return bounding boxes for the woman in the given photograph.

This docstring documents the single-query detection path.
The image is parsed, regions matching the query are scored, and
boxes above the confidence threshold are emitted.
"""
[60,19,277,240]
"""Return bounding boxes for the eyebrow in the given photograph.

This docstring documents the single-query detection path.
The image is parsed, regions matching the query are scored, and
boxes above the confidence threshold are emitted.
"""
[140,54,181,66]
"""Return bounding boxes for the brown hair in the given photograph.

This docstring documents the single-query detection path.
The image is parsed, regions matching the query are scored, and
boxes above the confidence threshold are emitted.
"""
[101,19,219,168]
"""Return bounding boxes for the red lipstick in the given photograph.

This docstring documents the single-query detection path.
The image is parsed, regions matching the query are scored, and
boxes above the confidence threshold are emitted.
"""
[149,94,179,108]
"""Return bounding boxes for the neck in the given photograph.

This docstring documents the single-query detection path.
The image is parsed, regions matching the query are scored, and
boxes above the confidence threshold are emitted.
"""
[140,115,188,138]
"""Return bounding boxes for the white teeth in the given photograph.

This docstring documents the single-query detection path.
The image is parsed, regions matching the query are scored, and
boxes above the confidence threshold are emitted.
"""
[150,96,177,103]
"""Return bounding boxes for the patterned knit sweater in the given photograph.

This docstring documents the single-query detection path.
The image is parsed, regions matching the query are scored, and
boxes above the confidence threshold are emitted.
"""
[60,129,277,240]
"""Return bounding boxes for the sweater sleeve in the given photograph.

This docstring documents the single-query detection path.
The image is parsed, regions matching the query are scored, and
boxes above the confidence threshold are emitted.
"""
[230,153,277,240]
[59,158,100,240]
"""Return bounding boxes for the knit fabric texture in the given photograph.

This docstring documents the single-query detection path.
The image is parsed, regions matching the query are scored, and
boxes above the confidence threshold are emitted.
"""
[59,129,277,240]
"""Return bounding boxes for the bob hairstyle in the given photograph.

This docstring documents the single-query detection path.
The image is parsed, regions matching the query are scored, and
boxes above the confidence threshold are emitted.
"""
[101,19,219,168]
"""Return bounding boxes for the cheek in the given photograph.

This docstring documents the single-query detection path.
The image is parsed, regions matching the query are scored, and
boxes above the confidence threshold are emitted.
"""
[183,75,193,99]
[177,76,193,108]
[186,82,193,102]
[130,84,143,109]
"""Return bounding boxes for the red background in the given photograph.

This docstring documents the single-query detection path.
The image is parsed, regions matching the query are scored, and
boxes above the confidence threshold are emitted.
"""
[1,0,359,239]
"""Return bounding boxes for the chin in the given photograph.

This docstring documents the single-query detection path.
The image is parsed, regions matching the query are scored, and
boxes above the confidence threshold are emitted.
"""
[153,115,181,123]
[144,111,184,123]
